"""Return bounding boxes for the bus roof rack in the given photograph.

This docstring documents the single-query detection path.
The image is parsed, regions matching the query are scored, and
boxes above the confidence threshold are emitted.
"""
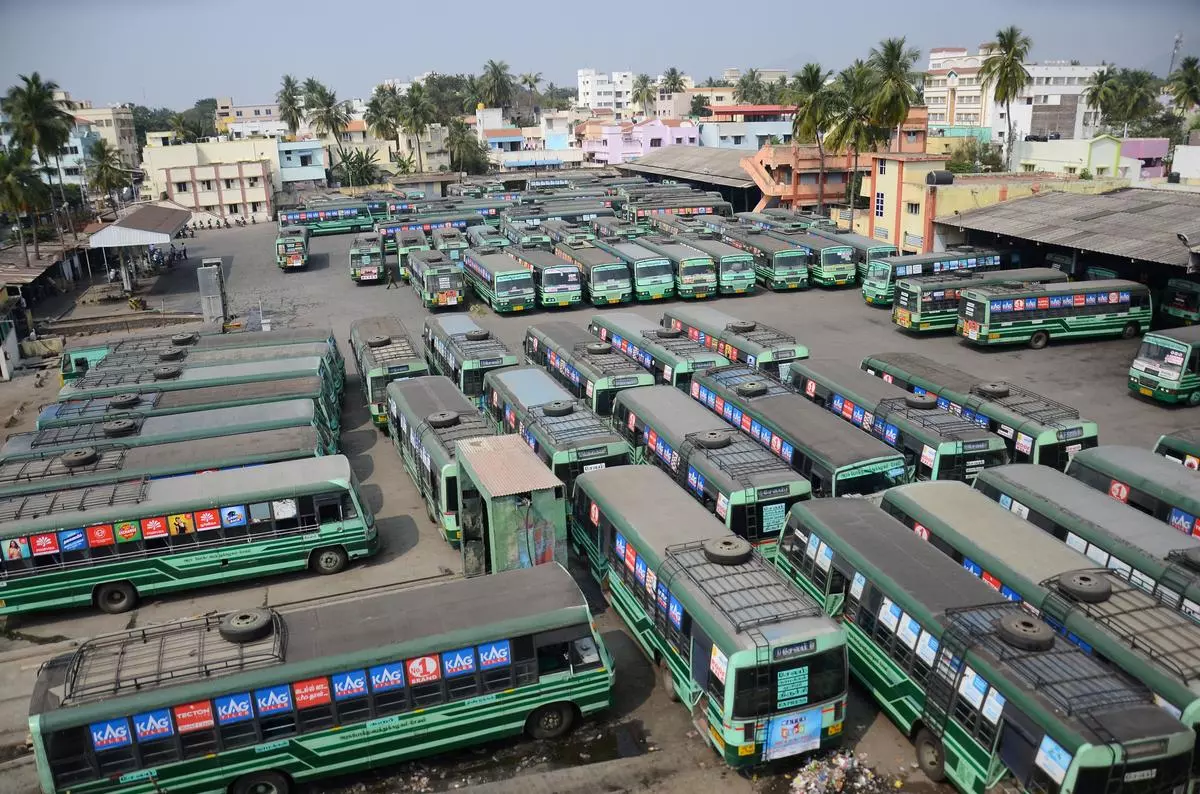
[0,476,148,522]
[977,380,1080,423]
[874,397,986,439]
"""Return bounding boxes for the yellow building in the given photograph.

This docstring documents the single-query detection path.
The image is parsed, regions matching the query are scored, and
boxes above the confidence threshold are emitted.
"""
[139,135,280,221]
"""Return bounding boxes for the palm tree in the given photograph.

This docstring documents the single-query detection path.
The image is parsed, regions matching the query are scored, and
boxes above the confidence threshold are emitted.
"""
[393,150,416,175]
[979,26,1033,168]
[399,83,435,172]
[734,68,765,104]
[1168,56,1200,114]
[868,37,921,150]
[168,112,196,142]
[480,60,514,109]
[0,145,43,266]
[306,86,351,164]
[767,75,789,105]
[520,72,542,117]
[446,117,476,171]
[631,74,656,117]
[1084,65,1120,130]
[364,85,402,157]
[790,63,834,214]
[85,138,126,211]
[277,74,304,137]
[689,95,711,118]
[2,72,75,240]
[1112,69,1159,136]
[660,67,687,94]
[335,149,382,186]
[462,75,484,112]
[824,61,885,229]
[301,77,325,109]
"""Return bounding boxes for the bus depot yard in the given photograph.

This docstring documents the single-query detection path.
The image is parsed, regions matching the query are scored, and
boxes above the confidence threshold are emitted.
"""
[1,183,1199,794]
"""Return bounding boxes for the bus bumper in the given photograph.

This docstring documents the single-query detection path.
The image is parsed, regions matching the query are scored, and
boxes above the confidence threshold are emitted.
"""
[771,278,807,290]
[1128,378,1187,403]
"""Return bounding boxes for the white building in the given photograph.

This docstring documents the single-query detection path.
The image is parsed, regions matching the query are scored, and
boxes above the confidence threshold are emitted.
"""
[721,68,788,84]
[925,46,1102,145]
[226,119,290,140]
[577,69,634,116]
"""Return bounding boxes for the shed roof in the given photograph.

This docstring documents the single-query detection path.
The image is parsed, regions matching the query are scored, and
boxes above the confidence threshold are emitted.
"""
[456,435,563,497]
[615,146,754,189]
[89,206,191,249]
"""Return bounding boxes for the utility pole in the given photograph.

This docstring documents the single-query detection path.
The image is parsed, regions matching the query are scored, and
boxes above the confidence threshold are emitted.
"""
[1169,33,1183,77]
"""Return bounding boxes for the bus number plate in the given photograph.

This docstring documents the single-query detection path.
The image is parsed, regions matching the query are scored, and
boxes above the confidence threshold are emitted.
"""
[1139,387,1152,396]
[303,533,320,542]
[1124,770,1155,782]
[583,463,606,473]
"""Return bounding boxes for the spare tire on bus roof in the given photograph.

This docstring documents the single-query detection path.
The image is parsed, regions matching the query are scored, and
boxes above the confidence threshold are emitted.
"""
[728,320,756,333]
[972,382,1010,399]
[366,335,391,348]
[703,536,753,565]
[1176,547,1200,573]
[1055,570,1111,604]
[157,348,185,362]
[542,400,574,417]
[170,332,199,346]
[736,381,768,398]
[108,393,140,409]
[153,365,182,380]
[656,327,682,339]
[693,429,732,449]
[219,608,274,643]
[426,411,459,429]
[60,447,98,468]
[995,612,1054,652]
[464,329,490,342]
[102,419,137,437]
[585,341,611,355]
[904,393,938,410]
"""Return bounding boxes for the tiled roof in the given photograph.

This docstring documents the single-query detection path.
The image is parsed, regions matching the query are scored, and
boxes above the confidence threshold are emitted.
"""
[484,128,524,139]
[345,120,366,132]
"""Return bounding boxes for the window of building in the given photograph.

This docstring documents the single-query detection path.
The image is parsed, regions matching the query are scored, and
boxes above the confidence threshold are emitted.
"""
[63,167,81,177]
[174,182,189,193]
[200,180,212,191]
[1023,164,1035,173]
[874,192,885,217]
[254,109,261,116]
[688,137,696,144]
[732,135,743,145]
[248,177,259,187]
[906,201,920,215]
[227,203,239,214]
[251,201,261,212]
[1064,166,1077,175]
[265,108,272,115]
[878,161,887,175]
[905,131,919,144]
[224,179,236,189]
[235,110,243,117]
[1095,167,1107,176]
[299,153,313,167]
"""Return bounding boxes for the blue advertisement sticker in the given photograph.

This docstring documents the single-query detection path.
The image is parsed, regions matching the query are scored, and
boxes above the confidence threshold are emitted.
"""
[478,640,512,669]
[750,419,762,437]
[220,505,247,528]
[58,528,87,552]
[614,533,627,561]
[962,557,983,577]
[830,395,844,414]
[369,662,406,692]
[255,685,293,715]
[442,647,477,678]
[90,718,132,751]
[133,709,174,742]
[731,408,742,425]
[635,556,647,584]
[657,582,670,611]
[331,670,368,701]
[936,396,950,410]
[1168,508,1196,534]
[215,692,254,724]
[668,595,683,629]
[780,441,794,463]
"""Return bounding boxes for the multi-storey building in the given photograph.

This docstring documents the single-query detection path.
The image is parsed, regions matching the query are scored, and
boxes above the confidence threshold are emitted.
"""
[214,97,281,133]
[577,69,634,116]
[54,90,138,167]
[721,68,789,84]
[139,136,277,220]
[0,113,100,187]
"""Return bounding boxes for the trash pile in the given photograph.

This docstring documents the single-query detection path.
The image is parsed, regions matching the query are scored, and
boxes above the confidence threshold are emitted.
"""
[788,752,906,793]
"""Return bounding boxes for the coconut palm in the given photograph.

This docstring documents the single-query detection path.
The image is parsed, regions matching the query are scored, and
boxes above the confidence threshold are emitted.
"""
[824,61,885,228]
[868,36,921,149]
[365,85,402,157]
[660,67,687,94]
[1168,56,1200,113]
[306,86,352,163]
[1084,65,1121,129]
[2,72,75,240]
[734,69,765,104]
[85,138,126,210]
[277,74,304,137]
[480,60,514,109]
[790,63,834,214]
[301,77,325,108]
[399,83,436,173]
[1111,69,1159,136]
[168,112,196,142]
[520,72,542,117]
[767,75,789,105]
[632,74,656,117]
[979,26,1033,168]
[462,75,484,112]
[335,149,382,186]
[0,145,44,266]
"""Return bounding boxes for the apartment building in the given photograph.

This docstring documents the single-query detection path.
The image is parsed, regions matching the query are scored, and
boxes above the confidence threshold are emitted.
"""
[577,69,634,116]
[721,68,789,84]
[0,113,100,187]
[53,90,138,167]
[215,97,281,133]
[582,118,697,165]
[140,136,278,220]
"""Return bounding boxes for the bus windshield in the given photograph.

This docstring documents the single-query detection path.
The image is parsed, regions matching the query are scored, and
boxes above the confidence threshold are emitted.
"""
[732,648,846,719]
[636,261,672,279]
[836,464,906,496]
[680,261,712,277]
[543,268,580,287]
[722,258,752,274]
[1135,338,1189,378]
[497,273,534,294]
[865,262,890,284]
[824,250,853,266]
[593,266,630,290]
[1166,285,1200,312]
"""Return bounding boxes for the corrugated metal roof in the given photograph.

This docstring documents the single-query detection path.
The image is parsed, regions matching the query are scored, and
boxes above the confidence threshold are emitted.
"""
[89,206,191,248]
[616,146,754,189]
[934,188,1200,267]
[457,435,563,497]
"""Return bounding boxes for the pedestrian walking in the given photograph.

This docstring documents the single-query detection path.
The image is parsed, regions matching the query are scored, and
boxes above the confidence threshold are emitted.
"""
[385,265,397,289]
[181,243,188,260]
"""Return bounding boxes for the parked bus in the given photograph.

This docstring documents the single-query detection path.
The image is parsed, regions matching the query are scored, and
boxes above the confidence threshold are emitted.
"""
[274,225,310,270]
[500,218,552,250]
[611,386,811,546]
[387,376,495,544]
[675,234,757,296]
[462,249,535,313]
[703,221,810,291]
[1155,427,1200,469]
[421,315,518,407]
[789,358,1008,482]
[1163,278,1200,325]
[394,228,430,281]
[860,352,1099,470]
[407,249,465,310]
[382,211,486,236]
[523,322,654,416]
[0,455,374,615]
[973,463,1200,618]
[861,248,1008,306]
[465,224,510,252]
[622,197,734,220]
[809,227,896,281]
[1067,445,1200,536]
[349,317,428,429]
[28,564,611,793]
[692,366,907,497]
[661,306,807,379]
[878,480,1200,775]
[89,343,339,390]
[278,199,379,236]
[635,235,717,299]
[568,466,847,767]
[761,229,855,287]
[481,366,631,487]
[588,312,730,390]
[540,219,595,245]
[958,279,1152,349]
[740,210,836,232]
[892,267,1068,333]
[589,217,647,241]
[591,239,674,301]
[347,233,385,284]
[781,498,1196,793]
[1129,325,1200,406]
[503,203,614,230]
[430,227,469,261]
[508,247,584,308]
[555,241,632,306]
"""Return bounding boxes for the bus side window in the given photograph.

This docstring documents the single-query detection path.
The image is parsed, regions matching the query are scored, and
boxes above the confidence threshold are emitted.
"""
[218,716,258,750]
[1189,350,1200,375]
[570,634,603,672]
[45,726,94,787]
[247,502,273,535]
[296,495,318,527]
[512,635,538,686]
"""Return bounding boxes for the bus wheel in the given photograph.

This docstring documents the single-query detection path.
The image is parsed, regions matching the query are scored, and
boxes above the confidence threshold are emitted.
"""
[311,546,349,575]
[914,728,946,782]
[95,581,138,614]
[1122,321,1140,339]
[1189,390,1200,407]
[1028,330,1050,350]
[661,664,680,702]
[526,702,575,740]
[231,770,291,794]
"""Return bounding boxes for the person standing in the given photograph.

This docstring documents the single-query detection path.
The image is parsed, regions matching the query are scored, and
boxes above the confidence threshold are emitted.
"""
[385,264,396,289]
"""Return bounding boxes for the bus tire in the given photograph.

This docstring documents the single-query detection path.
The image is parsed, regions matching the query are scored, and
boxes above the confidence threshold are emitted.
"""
[1054,571,1111,604]
[102,419,138,437]
[311,546,350,575]
[230,770,291,794]
[95,581,138,614]
[729,320,756,332]
[543,400,574,417]
[153,365,182,380]
[703,536,752,565]
[995,613,1055,651]
[972,382,1010,399]
[60,447,99,468]
[170,332,198,346]
[693,430,732,449]
[109,393,141,409]
[427,410,459,428]
[465,329,490,342]
[656,327,682,339]
[1189,390,1200,407]
[526,702,575,740]
[1028,330,1050,350]
[585,342,611,355]
[735,381,768,398]
[1121,321,1140,339]
[914,729,946,782]
[219,608,274,643]
[157,347,185,362]
[904,394,938,410]
[367,335,391,348]
[662,664,680,702]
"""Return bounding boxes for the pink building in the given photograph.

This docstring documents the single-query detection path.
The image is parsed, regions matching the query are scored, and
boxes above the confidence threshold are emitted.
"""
[1121,138,1170,179]
[582,118,698,165]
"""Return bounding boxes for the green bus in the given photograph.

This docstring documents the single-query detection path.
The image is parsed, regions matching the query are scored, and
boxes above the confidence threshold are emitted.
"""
[1155,427,1200,469]
[540,219,595,245]
[387,376,494,545]
[0,426,328,501]
[462,249,535,313]
[661,306,808,380]
[789,358,1008,482]
[555,241,632,306]
[861,248,1008,307]
[1129,326,1200,406]
[704,221,810,291]
[692,366,907,497]
[275,225,310,270]
[589,217,647,241]
[430,227,469,261]
[568,466,848,767]
[1067,446,1200,537]
[892,267,1067,333]
[878,480,1200,783]
[1163,278,1200,325]
[0,455,375,615]
[973,463,1200,619]
[588,312,730,390]
[781,498,1196,793]
[634,234,716,299]
[28,564,613,794]
[590,239,674,301]
[347,233,385,284]
[394,229,430,281]
[675,235,756,296]
[860,352,1099,470]
[742,224,855,287]
[278,199,379,236]
[737,211,835,232]
[465,225,511,252]
[481,366,631,488]
[375,218,413,254]
[523,322,655,416]
[406,249,465,310]
[958,279,1152,349]
[504,204,615,230]
[622,197,733,221]
[90,342,339,390]
[348,317,428,430]
[809,227,896,281]
[611,385,811,546]
[499,218,552,250]
[508,247,584,308]
[421,315,518,408]
[2,400,335,462]
[37,376,340,433]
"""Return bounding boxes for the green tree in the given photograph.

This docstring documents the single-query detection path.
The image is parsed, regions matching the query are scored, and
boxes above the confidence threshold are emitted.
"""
[1111,69,1160,136]
[277,74,303,137]
[306,85,352,165]
[767,75,789,105]
[447,117,490,174]
[185,98,218,139]
[2,72,74,239]
[520,72,542,117]
[85,138,126,210]
[689,94,711,117]
[1168,56,1200,114]
[946,137,1005,173]
[334,149,382,186]
[130,105,173,146]
[302,78,325,109]
[399,83,436,173]
[168,112,196,142]
[0,145,44,266]
[365,84,402,156]
[979,26,1033,168]
[1084,65,1121,129]
[632,74,656,116]
[734,68,765,104]
[480,60,514,109]
[824,60,886,227]
[868,36,921,148]
[660,67,687,95]
[461,74,485,113]
[393,150,416,175]
[789,63,834,213]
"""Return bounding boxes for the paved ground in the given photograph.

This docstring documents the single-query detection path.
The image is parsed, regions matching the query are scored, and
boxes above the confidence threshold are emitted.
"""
[0,222,1189,793]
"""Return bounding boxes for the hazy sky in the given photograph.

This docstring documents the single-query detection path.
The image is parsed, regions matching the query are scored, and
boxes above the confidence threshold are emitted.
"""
[2,0,1198,109]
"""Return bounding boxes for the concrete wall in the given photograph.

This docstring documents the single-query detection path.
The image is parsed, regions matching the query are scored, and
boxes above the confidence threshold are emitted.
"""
[699,121,791,149]
[1174,145,1200,182]
[278,141,327,184]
